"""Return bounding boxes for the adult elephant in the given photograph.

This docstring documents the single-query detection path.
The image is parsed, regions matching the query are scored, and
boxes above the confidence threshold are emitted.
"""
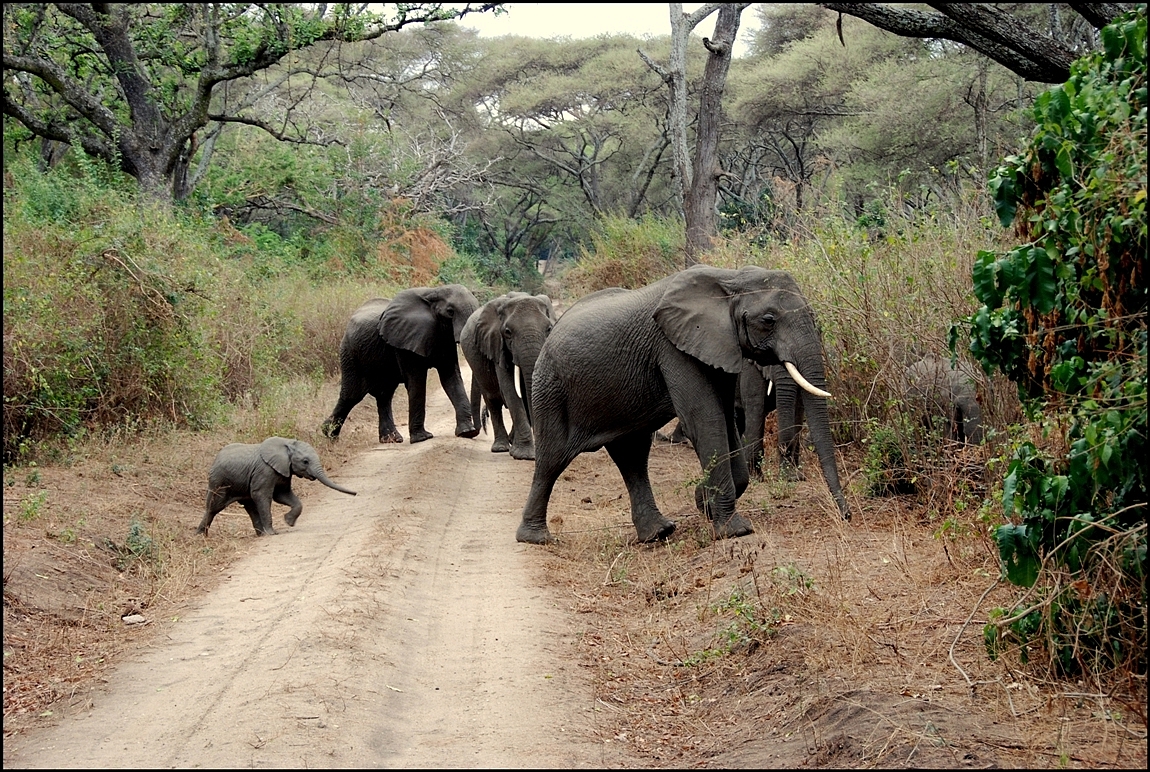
[460,292,557,460]
[321,285,481,444]
[516,265,850,546]
[903,353,984,444]
[739,362,850,517]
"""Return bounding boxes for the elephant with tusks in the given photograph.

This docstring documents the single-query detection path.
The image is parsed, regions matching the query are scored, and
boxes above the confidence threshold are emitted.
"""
[516,265,850,546]
[460,291,557,460]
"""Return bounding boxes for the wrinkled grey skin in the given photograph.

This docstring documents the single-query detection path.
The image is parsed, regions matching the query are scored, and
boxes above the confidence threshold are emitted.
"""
[739,362,850,516]
[517,265,849,546]
[198,437,356,536]
[903,354,984,444]
[460,292,557,460]
[321,285,482,444]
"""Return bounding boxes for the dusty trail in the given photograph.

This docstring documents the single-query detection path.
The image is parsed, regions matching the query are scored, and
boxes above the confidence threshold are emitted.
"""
[6,377,620,768]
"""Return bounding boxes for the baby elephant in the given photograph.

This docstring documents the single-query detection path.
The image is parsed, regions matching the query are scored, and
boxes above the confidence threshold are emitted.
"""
[198,437,356,536]
[904,354,984,444]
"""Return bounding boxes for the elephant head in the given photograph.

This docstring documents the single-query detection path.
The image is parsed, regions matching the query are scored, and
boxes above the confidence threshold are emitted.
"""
[654,266,849,520]
[378,284,480,357]
[260,437,357,496]
[476,292,556,422]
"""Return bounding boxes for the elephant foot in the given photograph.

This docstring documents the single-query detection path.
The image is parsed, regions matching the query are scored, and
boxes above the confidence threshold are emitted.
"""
[285,514,300,527]
[635,516,676,543]
[380,429,404,443]
[516,521,555,544]
[510,444,535,461]
[410,429,434,443]
[320,421,341,440]
[457,423,480,439]
[712,512,754,540]
[255,527,277,536]
[491,439,511,453]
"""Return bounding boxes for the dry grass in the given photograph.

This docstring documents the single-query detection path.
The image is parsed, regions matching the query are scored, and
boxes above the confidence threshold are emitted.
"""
[529,421,1147,768]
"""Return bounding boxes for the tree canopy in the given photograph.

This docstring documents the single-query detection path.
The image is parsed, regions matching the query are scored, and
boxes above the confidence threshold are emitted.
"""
[2,3,501,200]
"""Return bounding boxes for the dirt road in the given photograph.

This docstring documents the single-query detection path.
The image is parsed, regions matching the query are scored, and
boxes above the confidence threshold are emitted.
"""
[6,381,629,768]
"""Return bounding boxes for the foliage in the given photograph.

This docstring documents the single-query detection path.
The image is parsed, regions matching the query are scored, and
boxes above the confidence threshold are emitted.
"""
[563,214,685,296]
[954,7,1147,677]
[1,142,405,462]
[3,154,225,461]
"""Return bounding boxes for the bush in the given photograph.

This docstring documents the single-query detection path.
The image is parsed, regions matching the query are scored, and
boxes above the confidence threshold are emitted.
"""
[563,214,685,296]
[957,7,1146,678]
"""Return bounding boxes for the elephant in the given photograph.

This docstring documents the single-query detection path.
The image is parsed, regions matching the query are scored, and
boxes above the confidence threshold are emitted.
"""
[460,291,557,460]
[516,265,850,546]
[321,285,482,444]
[197,437,356,536]
[903,353,984,444]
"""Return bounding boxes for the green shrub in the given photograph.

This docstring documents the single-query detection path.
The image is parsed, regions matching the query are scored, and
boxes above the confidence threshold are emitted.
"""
[957,7,1146,678]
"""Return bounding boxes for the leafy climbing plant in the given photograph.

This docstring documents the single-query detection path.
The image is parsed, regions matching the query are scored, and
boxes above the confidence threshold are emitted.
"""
[953,6,1147,676]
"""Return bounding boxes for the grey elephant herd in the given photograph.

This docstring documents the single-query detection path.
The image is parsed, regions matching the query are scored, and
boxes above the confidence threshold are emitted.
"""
[200,265,983,543]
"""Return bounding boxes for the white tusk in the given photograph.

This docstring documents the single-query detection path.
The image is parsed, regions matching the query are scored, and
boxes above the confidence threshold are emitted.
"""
[766,379,773,396]
[514,364,523,399]
[784,361,832,399]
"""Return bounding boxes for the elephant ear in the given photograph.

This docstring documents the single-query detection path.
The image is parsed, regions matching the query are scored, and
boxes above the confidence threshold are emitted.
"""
[378,290,436,357]
[476,299,506,361]
[535,294,557,321]
[653,267,745,373]
[259,437,293,477]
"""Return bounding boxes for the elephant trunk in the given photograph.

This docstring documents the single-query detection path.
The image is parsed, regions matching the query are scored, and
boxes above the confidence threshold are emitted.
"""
[316,469,357,496]
[520,360,536,425]
[800,387,849,521]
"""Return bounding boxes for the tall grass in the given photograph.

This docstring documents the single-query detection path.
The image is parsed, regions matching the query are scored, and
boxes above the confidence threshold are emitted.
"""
[2,154,404,462]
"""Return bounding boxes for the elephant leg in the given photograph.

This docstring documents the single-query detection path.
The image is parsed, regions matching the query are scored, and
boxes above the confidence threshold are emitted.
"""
[605,432,676,543]
[496,364,534,460]
[437,362,480,439]
[685,426,754,540]
[739,368,769,478]
[249,495,277,535]
[234,499,269,535]
[406,372,433,443]
[516,440,581,544]
[776,384,806,481]
[197,487,233,535]
[372,381,404,444]
[322,376,368,439]
[486,396,512,453]
[274,486,303,527]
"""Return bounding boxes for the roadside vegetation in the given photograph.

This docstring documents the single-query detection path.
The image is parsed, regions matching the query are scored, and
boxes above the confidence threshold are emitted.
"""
[4,2,1144,757]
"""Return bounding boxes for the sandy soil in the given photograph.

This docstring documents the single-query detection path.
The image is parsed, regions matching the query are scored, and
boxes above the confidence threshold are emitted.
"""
[4,380,631,768]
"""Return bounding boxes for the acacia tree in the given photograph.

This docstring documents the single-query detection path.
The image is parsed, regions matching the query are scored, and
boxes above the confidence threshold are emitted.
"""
[640,2,750,264]
[819,3,1137,82]
[2,3,500,202]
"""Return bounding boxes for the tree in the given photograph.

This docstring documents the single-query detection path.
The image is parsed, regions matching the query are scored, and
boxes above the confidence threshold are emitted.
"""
[2,3,501,202]
[640,2,750,264]
[819,3,1137,82]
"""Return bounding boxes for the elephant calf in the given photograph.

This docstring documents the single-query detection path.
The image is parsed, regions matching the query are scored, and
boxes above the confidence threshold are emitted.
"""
[903,354,984,444]
[198,437,356,537]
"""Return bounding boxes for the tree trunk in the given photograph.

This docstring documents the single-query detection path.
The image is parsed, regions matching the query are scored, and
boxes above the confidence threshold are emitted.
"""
[684,3,747,264]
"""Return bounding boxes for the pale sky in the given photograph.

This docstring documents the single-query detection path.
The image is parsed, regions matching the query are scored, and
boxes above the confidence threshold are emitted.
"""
[458,3,759,58]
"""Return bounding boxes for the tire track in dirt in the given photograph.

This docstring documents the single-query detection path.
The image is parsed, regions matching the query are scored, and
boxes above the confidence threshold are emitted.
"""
[5,374,624,768]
